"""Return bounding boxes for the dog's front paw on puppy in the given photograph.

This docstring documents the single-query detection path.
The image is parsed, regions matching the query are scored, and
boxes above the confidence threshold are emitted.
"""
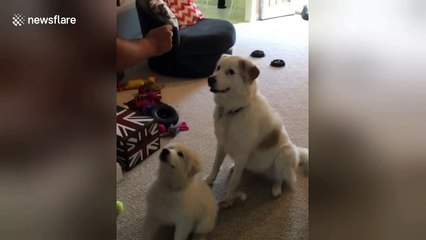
[271,184,283,198]
[220,192,247,208]
[219,199,235,208]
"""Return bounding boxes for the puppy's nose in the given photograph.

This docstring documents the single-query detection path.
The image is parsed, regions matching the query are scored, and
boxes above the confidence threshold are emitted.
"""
[207,76,216,87]
[160,148,169,161]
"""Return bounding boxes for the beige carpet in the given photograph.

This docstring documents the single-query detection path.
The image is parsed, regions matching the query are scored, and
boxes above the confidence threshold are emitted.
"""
[117,15,308,240]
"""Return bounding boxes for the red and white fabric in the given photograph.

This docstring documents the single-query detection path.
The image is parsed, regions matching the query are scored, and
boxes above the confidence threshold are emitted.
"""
[165,0,204,28]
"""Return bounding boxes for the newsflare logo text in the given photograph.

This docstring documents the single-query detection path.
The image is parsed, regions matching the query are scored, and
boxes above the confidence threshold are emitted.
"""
[12,13,77,27]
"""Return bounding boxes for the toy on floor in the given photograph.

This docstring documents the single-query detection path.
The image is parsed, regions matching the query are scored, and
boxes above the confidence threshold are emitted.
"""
[121,77,183,136]
[159,121,189,137]
[151,103,179,127]
[124,76,163,113]
[134,88,162,112]
[117,76,157,91]
[270,59,285,67]
[116,201,124,215]
[250,50,265,58]
[301,5,309,21]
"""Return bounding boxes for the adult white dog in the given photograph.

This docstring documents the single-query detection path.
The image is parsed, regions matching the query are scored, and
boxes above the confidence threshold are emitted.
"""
[206,55,308,208]
[143,144,218,240]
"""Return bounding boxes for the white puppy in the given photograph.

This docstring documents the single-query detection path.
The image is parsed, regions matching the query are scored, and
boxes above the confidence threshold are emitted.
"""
[143,143,218,240]
[205,55,309,208]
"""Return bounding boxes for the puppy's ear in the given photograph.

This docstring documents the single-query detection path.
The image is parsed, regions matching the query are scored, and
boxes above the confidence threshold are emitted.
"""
[187,157,201,178]
[239,58,260,83]
[220,54,231,60]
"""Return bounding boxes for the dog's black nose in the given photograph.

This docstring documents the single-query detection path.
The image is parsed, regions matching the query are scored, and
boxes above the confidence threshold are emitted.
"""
[160,148,169,161]
[207,76,216,87]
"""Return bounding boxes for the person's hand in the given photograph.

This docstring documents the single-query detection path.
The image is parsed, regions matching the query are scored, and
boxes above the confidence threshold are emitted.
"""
[144,25,173,57]
[116,25,173,70]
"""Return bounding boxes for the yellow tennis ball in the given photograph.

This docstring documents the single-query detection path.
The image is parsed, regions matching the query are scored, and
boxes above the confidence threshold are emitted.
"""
[116,201,124,215]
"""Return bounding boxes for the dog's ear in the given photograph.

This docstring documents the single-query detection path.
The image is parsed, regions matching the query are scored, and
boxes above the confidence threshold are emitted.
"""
[239,58,260,84]
[187,157,201,178]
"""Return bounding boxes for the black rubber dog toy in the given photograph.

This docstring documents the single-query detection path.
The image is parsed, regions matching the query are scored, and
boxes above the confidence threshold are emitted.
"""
[270,59,285,67]
[150,104,179,127]
[250,50,265,58]
[301,5,309,21]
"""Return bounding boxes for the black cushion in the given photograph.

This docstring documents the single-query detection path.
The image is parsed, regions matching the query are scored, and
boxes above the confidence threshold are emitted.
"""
[179,19,236,57]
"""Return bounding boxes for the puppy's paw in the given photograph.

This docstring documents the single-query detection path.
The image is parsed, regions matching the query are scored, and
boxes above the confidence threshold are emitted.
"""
[271,184,283,198]
[220,192,247,208]
[219,199,234,208]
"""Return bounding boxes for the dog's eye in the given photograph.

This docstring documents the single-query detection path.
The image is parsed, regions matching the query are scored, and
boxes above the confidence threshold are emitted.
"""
[216,65,221,71]
[228,69,235,75]
[177,152,184,158]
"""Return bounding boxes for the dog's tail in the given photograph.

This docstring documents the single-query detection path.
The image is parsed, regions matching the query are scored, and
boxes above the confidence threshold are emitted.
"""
[297,147,309,176]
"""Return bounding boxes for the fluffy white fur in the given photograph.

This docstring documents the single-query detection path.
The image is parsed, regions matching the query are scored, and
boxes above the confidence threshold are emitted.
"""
[206,55,309,208]
[143,143,218,240]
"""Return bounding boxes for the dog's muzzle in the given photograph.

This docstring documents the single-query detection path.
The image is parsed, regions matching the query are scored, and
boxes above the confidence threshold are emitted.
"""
[208,76,230,93]
[207,76,216,88]
[159,148,175,168]
[160,148,169,162]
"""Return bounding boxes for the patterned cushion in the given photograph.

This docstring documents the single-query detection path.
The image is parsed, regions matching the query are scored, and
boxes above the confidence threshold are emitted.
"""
[148,0,179,27]
[165,0,204,28]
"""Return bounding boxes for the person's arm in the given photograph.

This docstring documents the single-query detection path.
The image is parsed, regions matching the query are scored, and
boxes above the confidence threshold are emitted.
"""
[116,24,173,71]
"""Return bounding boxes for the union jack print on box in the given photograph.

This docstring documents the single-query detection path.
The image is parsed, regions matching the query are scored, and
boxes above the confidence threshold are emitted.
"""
[116,106,160,171]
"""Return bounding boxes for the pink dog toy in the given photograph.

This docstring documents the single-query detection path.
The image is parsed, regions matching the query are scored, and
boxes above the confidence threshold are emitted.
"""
[159,122,189,137]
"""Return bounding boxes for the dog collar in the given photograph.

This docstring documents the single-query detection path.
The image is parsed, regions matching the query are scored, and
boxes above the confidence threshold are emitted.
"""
[227,107,244,115]
[219,106,246,118]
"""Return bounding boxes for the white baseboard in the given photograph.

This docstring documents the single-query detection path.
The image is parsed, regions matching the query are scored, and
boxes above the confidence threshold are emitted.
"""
[260,2,295,20]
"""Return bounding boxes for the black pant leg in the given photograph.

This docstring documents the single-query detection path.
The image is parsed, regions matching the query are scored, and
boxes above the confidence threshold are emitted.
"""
[218,0,226,8]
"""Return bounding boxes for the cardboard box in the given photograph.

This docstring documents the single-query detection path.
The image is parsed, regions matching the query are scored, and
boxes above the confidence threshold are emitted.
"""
[116,106,160,171]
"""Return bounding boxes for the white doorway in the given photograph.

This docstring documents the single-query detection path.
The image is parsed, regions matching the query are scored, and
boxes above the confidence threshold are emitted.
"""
[260,0,295,20]
[195,0,247,23]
